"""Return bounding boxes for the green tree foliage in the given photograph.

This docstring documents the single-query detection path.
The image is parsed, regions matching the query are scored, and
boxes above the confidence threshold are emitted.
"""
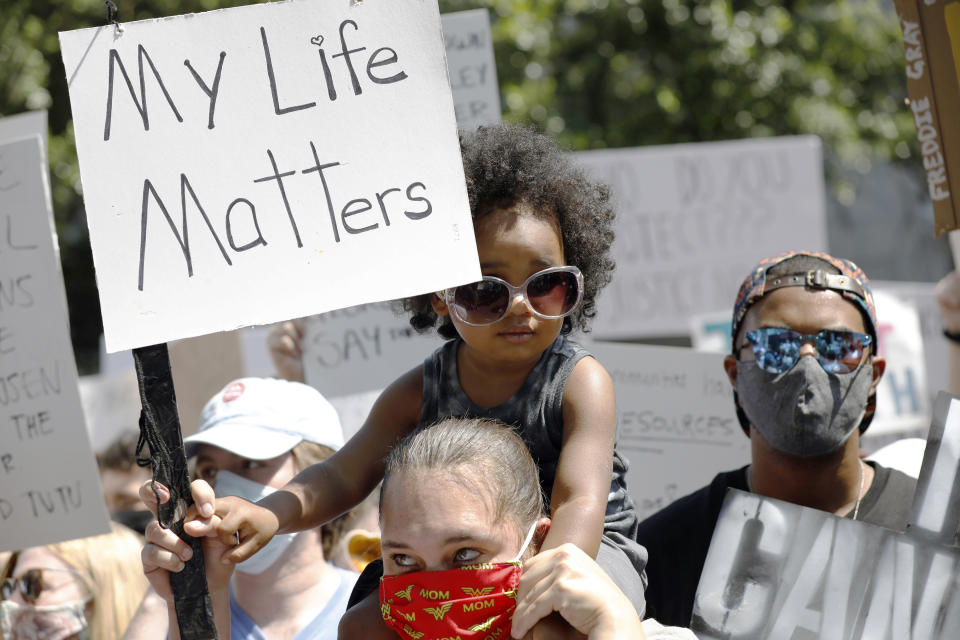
[0,0,915,370]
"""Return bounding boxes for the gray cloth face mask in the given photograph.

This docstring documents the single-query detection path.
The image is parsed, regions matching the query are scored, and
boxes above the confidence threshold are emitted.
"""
[737,355,873,457]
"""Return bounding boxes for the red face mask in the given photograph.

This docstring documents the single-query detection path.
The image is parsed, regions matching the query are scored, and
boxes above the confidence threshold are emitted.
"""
[380,561,521,640]
[379,523,537,640]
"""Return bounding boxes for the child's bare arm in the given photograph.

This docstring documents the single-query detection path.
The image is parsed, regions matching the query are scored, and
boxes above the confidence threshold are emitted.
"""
[209,365,423,563]
[545,356,616,557]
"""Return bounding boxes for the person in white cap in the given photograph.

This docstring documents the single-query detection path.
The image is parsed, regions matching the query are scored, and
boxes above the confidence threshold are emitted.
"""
[126,377,357,640]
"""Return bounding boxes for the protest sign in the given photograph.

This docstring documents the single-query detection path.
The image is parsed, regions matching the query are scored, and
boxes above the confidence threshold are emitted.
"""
[0,111,46,151]
[441,9,501,129]
[59,0,480,353]
[576,136,828,339]
[0,135,110,552]
[872,280,949,407]
[303,302,441,399]
[691,391,960,639]
[78,370,142,451]
[894,0,960,235]
[585,341,749,519]
[869,289,932,436]
[692,489,960,639]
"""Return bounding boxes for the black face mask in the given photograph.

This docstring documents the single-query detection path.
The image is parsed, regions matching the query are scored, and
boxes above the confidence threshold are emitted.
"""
[111,509,154,535]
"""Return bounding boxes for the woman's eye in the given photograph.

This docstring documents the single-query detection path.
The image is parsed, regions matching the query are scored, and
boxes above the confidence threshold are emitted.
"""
[391,554,417,568]
[241,459,263,470]
[453,548,481,564]
[197,466,217,481]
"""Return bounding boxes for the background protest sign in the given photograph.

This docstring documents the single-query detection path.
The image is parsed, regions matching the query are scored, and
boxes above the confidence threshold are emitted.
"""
[894,0,960,236]
[585,341,749,519]
[442,9,501,129]
[60,0,479,353]
[0,111,46,151]
[691,392,960,639]
[0,135,110,552]
[303,302,440,398]
[692,489,960,639]
[577,136,828,339]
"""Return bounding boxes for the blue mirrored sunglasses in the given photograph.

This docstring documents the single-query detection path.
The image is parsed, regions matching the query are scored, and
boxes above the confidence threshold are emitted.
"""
[742,327,873,374]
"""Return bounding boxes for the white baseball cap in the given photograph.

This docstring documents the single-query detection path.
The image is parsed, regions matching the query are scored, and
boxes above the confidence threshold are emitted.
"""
[184,377,345,460]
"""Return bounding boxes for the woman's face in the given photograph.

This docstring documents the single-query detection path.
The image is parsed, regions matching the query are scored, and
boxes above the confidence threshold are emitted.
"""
[6,548,89,607]
[2,547,92,640]
[193,444,299,489]
[380,468,527,575]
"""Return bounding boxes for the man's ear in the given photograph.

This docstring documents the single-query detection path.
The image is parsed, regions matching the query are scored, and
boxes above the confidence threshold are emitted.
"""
[723,354,738,391]
[869,355,886,394]
[431,292,450,317]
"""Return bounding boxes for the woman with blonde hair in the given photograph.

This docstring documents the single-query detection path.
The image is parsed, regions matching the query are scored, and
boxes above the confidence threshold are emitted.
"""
[1,521,148,640]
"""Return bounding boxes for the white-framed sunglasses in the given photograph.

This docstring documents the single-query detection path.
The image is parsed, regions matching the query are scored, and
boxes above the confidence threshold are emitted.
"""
[444,265,584,326]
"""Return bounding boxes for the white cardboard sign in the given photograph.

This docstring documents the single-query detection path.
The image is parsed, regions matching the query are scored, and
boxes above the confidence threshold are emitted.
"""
[0,135,111,552]
[577,136,828,339]
[303,302,441,398]
[59,0,479,353]
[441,9,501,129]
[585,341,750,520]
[691,393,960,639]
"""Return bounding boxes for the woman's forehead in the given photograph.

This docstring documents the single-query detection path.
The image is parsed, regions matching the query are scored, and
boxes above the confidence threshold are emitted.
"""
[381,470,500,536]
[15,546,71,572]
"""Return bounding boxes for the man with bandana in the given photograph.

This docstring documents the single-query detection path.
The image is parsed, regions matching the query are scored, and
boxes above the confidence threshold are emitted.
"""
[635,251,917,627]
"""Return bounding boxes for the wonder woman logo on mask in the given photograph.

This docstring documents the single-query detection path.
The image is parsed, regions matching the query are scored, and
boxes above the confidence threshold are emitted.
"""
[424,602,453,621]
[380,562,522,640]
[379,522,538,640]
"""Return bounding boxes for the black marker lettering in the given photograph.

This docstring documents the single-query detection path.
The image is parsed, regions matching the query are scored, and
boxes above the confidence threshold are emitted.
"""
[366,47,408,85]
[0,326,13,355]
[404,182,432,220]
[301,142,342,243]
[341,198,377,234]
[253,149,303,248]
[137,175,232,291]
[103,45,183,141]
[318,47,337,101]
[375,187,400,226]
[261,27,316,115]
[332,20,365,95]
[5,216,37,250]
[225,199,267,252]
[184,51,226,130]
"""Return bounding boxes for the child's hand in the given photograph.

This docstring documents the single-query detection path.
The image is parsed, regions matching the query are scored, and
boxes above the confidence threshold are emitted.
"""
[209,496,282,563]
[267,319,306,382]
[936,271,960,334]
[138,479,234,601]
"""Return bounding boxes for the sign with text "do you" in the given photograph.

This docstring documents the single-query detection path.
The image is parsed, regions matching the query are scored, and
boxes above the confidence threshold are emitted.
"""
[60,0,479,353]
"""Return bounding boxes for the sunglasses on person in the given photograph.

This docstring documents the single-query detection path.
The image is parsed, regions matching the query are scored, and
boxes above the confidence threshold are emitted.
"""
[1,567,87,605]
[444,266,583,326]
[740,327,873,374]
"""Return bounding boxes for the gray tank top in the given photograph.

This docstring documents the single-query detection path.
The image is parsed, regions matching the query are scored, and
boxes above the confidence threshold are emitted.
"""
[419,334,640,539]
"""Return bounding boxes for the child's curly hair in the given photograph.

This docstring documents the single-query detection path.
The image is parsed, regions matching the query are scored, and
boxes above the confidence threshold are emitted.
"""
[401,124,616,339]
